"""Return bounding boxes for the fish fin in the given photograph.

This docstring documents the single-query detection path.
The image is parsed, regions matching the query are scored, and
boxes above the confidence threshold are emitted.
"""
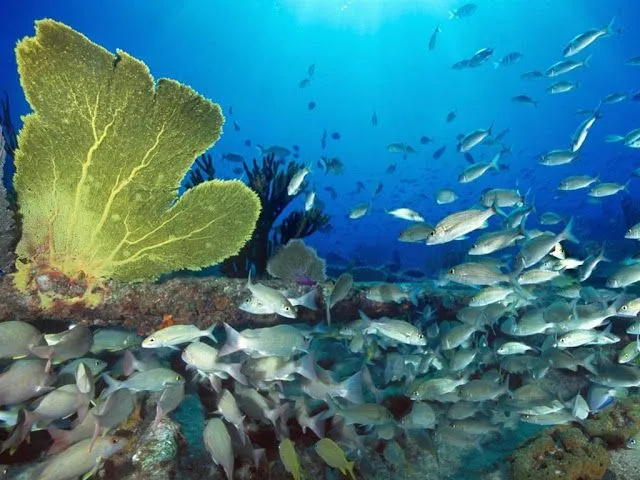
[340,370,364,404]
[326,301,332,327]
[561,217,579,244]
[599,242,610,263]
[122,350,138,377]
[47,425,71,455]
[292,290,318,311]
[224,362,249,385]
[490,154,500,172]
[295,352,318,382]
[205,324,218,343]
[100,373,121,398]
[207,374,222,393]
[266,403,288,429]
[605,16,616,35]
[306,411,326,439]
[540,334,556,352]
[29,345,53,364]
[17,410,37,448]
[581,353,599,375]
[219,323,243,357]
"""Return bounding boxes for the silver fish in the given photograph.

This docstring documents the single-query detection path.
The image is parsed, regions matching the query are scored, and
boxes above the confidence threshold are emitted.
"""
[142,324,216,349]
[563,17,616,57]
[204,418,234,479]
[428,206,497,245]
[31,436,127,480]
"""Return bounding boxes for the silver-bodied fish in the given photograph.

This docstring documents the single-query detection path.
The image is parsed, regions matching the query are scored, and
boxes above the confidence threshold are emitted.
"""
[142,324,216,349]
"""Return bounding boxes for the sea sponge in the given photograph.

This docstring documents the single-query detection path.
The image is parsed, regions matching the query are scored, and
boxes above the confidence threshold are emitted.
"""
[12,19,260,305]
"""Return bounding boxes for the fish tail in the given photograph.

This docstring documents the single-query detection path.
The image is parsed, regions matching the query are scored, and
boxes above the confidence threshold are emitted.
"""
[266,403,288,429]
[561,217,579,244]
[255,144,265,155]
[583,54,592,68]
[605,16,616,35]
[307,410,326,439]
[205,324,218,343]
[581,353,598,375]
[599,242,611,263]
[490,154,500,172]
[219,323,243,357]
[225,362,249,385]
[448,10,457,19]
[340,370,364,404]
[122,350,138,377]
[293,290,318,311]
[295,352,318,382]
[207,374,222,393]
[326,302,332,326]
[101,373,122,398]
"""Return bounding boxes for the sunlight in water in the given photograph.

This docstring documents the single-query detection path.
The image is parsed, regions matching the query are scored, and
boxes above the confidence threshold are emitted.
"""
[279,0,451,31]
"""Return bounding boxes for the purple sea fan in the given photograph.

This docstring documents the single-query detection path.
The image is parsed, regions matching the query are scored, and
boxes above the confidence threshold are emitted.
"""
[266,239,326,285]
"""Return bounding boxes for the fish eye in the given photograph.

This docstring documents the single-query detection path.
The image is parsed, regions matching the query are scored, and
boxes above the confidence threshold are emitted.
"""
[429,230,435,236]
[148,337,155,343]
[449,268,455,274]
[631,439,637,446]
[111,438,120,444]
[622,305,628,310]
[284,306,292,311]
[175,375,181,381]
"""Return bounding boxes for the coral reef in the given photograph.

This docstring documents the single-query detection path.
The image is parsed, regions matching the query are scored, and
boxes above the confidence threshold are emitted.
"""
[510,426,609,480]
[12,19,261,307]
[509,396,640,480]
[0,274,428,336]
[0,133,15,275]
[220,154,330,278]
[267,238,326,285]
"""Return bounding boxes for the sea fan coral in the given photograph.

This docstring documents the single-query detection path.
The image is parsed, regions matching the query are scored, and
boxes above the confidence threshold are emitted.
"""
[12,19,261,305]
[267,238,326,285]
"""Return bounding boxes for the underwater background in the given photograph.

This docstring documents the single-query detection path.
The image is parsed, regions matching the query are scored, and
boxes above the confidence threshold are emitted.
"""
[1,0,638,275]
[1,1,640,480]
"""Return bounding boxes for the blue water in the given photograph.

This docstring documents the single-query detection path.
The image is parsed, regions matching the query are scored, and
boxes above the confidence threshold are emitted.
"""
[1,0,640,274]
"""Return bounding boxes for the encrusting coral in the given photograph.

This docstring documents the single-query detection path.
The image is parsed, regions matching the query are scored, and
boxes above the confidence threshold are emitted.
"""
[11,19,261,306]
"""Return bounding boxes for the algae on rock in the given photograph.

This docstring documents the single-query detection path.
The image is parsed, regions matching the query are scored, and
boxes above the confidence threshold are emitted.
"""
[12,19,261,306]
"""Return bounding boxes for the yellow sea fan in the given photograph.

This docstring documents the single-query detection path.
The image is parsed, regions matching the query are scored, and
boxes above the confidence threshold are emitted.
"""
[13,19,261,304]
